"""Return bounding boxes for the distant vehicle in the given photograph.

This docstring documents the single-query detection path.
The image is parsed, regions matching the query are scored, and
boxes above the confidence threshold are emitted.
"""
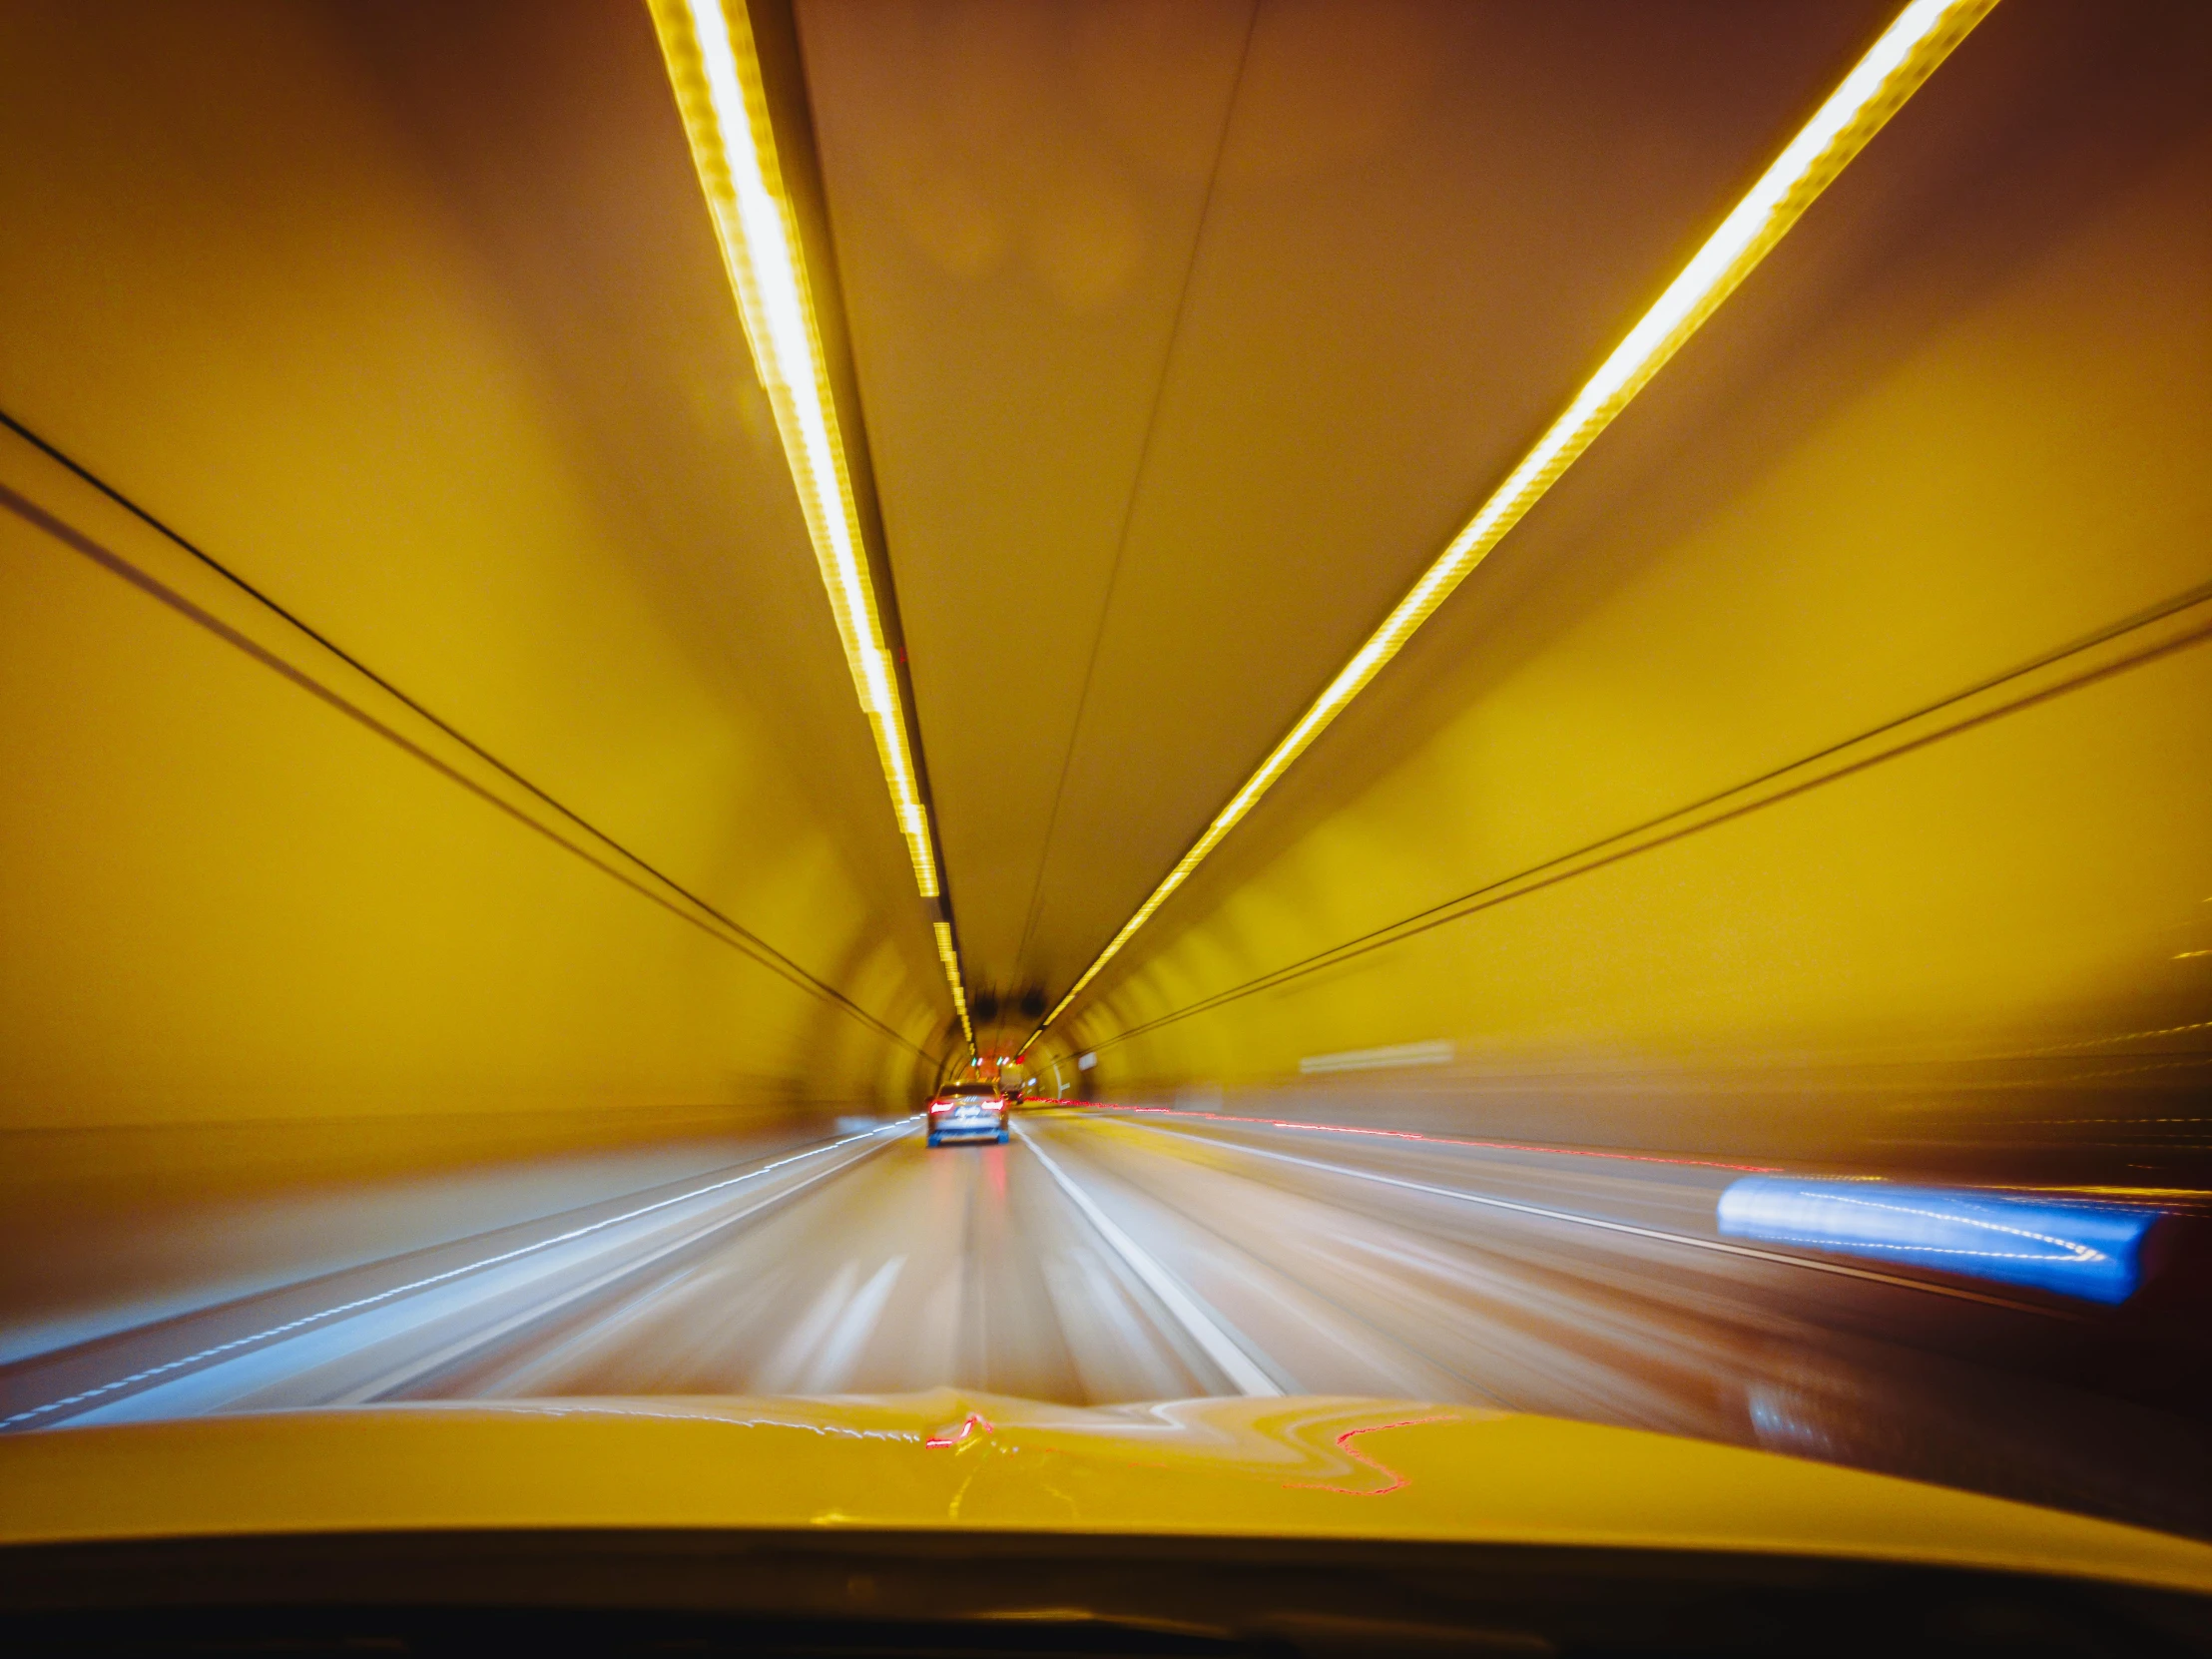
[925,1081,1009,1147]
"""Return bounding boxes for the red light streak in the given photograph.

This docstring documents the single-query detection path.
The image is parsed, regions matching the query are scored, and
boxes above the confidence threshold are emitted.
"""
[1084,1102,1780,1173]
[1289,1414,1453,1497]
[924,1411,995,1449]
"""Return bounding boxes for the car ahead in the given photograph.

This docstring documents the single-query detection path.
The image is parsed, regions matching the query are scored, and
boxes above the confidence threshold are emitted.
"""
[925,1083,1009,1147]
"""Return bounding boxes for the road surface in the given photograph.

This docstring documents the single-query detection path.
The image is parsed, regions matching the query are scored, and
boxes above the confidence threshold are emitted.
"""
[3,1108,2205,1538]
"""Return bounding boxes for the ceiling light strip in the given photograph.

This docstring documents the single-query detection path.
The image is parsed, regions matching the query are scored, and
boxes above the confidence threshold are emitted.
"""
[1024,0,1996,1053]
[652,0,971,1041]
[934,921,976,1050]
[650,0,934,891]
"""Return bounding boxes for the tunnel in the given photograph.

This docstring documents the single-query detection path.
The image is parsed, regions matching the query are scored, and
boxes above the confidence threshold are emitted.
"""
[3,0,2212,1637]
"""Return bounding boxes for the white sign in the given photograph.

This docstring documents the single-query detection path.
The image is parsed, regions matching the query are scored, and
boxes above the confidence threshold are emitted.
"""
[1298,1040,1453,1075]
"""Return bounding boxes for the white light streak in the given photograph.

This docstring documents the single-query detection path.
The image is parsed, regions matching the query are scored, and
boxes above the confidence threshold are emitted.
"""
[652,0,968,1047]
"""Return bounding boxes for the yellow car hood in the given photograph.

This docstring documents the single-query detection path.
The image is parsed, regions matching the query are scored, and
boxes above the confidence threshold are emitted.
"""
[4,1392,2209,1595]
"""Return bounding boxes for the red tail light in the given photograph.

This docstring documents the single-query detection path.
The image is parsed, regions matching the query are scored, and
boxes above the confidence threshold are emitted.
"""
[928,1099,950,1114]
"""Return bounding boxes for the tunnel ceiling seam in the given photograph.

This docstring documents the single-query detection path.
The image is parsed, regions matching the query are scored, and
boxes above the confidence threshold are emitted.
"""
[1081,575,2212,1054]
[1007,1,1262,991]
[0,414,943,1067]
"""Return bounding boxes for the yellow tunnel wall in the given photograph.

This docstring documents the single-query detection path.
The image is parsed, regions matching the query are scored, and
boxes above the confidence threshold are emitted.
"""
[1073,112,2212,1149]
[0,3,952,1216]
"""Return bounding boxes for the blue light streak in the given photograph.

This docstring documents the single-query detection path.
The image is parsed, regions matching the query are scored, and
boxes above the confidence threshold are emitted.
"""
[1715,1178,2161,1304]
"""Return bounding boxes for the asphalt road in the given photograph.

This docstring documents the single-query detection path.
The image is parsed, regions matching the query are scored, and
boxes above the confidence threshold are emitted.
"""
[3,1108,2205,1538]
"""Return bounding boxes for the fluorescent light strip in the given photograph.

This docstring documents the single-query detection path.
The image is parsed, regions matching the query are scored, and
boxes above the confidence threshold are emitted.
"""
[1024,0,1996,1054]
[934,920,975,1049]
[652,0,969,1043]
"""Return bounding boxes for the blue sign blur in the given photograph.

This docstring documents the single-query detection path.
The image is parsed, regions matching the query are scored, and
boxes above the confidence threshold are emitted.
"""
[1716,1177,2160,1304]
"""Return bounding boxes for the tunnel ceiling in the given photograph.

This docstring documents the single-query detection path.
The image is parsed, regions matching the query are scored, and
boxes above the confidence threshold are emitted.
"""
[793,0,1899,1037]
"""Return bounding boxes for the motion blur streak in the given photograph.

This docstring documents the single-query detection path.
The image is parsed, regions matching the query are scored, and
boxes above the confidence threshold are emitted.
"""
[1112,1116,2077,1318]
[7,1111,2205,1540]
[0,1123,908,1430]
[1718,1177,2162,1304]
[1087,1101,1784,1173]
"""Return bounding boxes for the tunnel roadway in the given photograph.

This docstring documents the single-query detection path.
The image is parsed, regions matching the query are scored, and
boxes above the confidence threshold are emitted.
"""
[2,1110,2205,1540]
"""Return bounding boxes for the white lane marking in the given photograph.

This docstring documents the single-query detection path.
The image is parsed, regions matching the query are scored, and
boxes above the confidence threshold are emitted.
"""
[1015,1124,1282,1396]
[806,1254,906,1390]
[1,1122,914,1430]
[1116,1119,2071,1321]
